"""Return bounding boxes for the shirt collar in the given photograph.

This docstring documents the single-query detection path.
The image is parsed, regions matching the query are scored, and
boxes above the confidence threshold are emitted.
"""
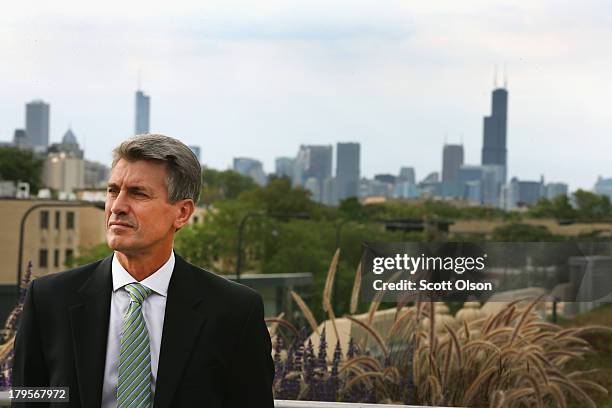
[111,251,175,297]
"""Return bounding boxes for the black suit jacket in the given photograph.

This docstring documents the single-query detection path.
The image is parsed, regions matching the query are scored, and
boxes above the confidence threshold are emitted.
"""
[12,253,275,407]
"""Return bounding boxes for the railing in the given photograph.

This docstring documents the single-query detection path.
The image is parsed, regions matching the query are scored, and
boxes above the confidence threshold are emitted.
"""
[275,401,426,408]
[0,392,426,407]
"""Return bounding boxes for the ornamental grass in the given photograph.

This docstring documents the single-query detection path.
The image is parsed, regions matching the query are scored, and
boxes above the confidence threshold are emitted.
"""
[268,249,612,407]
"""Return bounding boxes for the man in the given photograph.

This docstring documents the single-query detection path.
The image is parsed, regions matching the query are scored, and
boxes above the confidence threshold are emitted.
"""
[12,134,275,407]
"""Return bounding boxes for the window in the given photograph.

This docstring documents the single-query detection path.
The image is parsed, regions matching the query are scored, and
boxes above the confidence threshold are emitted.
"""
[40,211,49,229]
[66,211,75,230]
[39,249,48,268]
[54,249,60,268]
[65,249,74,264]
[55,211,61,230]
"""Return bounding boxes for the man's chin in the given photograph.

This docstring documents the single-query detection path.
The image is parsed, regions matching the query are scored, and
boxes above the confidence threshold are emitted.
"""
[106,236,133,252]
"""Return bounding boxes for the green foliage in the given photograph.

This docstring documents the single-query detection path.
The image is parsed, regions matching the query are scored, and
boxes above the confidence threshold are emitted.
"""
[531,195,577,220]
[338,197,366,221]
[69,242,112,267]
[530,191,612,222]
[491,222,561,242]
[574,189,612,221]
[238,177,314,216]
[200,168,258,204]
[0,147,44,192]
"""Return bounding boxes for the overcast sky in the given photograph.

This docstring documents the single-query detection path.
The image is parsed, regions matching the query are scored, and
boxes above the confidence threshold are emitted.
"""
[1,0,611,191]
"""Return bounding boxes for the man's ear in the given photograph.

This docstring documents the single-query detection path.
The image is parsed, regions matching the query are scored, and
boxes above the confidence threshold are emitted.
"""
[173,199,195,231]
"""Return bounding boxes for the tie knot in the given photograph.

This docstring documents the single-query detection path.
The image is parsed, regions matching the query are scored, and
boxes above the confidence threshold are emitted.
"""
[124,283,153,305]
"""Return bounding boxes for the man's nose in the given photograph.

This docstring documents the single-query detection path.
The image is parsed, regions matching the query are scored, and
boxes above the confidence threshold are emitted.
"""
[109,189,130,215]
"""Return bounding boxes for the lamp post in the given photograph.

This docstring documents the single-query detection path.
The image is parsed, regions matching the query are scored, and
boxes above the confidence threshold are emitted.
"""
[16,201,105,297]
[235,211,310,283]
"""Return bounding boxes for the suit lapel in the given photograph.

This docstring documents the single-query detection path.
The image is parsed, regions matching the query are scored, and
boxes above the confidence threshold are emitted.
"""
[153,255,208,408]
[69,256,113,408]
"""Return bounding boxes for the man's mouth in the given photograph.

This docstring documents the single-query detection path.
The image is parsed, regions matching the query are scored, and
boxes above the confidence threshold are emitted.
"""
[109,221,134,228]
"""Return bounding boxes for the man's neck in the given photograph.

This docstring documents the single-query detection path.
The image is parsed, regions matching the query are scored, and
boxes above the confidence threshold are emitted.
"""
[115,249,173,281]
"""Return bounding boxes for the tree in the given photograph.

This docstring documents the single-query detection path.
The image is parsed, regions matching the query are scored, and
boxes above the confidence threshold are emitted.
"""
[0,147,44,192]
[573,189,611,221]
[68,242,112,267]
[200,168,258,204]
[238,177,314,216]
[491,223,561,242]
[338,197,364,220]
[551,195,577,220]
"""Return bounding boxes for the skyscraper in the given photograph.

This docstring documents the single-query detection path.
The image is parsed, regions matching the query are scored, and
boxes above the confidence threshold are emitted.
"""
[442,144,464,184]
[481,87,508,183]
[188,145,201,162]
[25,100,50,149]
[293,145,333,203]
[233,157,267,186]
[275,157,295,179]
[398,167,416,185]
[13,129,28,148]
[135,90,150,135]
[336,142,360,201]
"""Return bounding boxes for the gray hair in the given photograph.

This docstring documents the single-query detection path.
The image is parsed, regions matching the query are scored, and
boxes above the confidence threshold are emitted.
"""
[112,134,201,203]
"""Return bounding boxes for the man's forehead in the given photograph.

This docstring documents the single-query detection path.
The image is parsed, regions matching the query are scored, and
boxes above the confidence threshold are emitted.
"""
[109,160,167,186]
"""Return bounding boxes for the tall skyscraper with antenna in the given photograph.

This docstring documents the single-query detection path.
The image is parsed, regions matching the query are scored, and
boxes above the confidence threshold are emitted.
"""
[134,82,150,135]
[481,69,508,183]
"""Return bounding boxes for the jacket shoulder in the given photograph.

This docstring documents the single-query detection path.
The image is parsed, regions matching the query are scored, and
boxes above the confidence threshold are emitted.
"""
[180,258,262,308]
[29,257,107,294]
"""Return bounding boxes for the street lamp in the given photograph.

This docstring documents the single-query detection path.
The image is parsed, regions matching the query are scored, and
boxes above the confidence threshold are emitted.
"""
[16,201,105,297]
[235,211,310,283]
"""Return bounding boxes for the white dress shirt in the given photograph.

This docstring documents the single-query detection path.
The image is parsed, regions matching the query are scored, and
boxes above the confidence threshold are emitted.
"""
[101,251,175,408]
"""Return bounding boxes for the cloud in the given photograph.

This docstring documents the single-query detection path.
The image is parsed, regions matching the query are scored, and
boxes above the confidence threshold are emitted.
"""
[0,0,611,191]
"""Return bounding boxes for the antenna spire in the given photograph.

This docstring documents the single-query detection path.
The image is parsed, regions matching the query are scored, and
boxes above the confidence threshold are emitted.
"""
[494,65,498,88]
[503,63,508,89]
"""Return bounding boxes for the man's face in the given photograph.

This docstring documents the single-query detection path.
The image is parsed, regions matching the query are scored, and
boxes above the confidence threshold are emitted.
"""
[105,159,179,255]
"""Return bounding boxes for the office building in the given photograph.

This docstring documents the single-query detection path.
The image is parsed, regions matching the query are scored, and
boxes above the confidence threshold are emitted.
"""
[43,153,85,194]
[481,87,508,183]
[0,199,106,322]
[594,177,612,201]
[545,183,568,200]
[457,165,484,203]
[336,142,360,201]
[135,90,150,134]
[442,144,464,184]
[293,145,332,203]
[233,157,267,186]
[189,145,201,162]
[13,129,29,148]
[275,157,295,179]
[25,100,50,149]
[84,160,110,189]
[398,167,416,185]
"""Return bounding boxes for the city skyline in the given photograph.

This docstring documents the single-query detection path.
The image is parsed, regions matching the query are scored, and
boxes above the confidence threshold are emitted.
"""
[1,1,611,191]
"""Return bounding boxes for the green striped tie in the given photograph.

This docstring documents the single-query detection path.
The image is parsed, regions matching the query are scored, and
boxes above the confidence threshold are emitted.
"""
[117,283,153,408]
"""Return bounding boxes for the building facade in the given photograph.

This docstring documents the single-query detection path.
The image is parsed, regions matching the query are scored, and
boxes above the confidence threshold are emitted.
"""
[0,199,106,321]
[233,157,267,186]
[135,90,150,134]
[481,87,508,183]
[25,100,50,149]
[336,142,360,201]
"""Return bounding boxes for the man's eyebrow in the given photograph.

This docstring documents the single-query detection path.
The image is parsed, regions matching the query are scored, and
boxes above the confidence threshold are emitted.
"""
[106,183,151,191]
